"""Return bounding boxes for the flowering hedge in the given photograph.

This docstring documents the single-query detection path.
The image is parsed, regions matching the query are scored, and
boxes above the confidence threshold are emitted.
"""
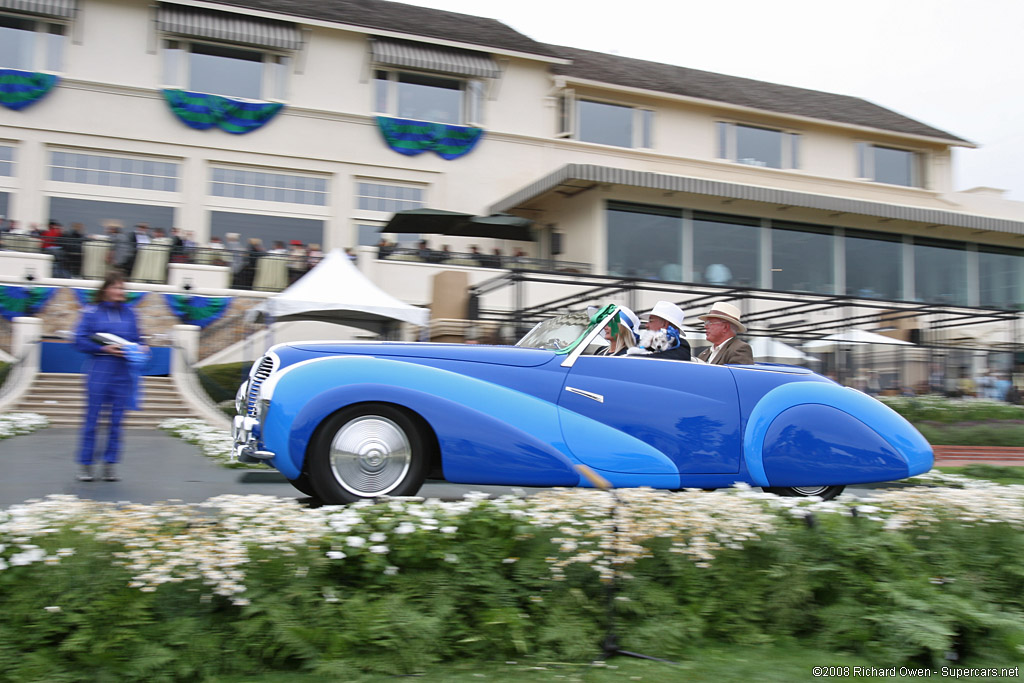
[0,412,48,440]
[1,475,1023,679]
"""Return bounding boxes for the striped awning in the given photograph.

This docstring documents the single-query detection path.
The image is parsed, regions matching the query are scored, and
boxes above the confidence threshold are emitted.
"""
[370,38,501,79]
[156,5,302,51]
[490,163,1024,237]
[0,0,76,18]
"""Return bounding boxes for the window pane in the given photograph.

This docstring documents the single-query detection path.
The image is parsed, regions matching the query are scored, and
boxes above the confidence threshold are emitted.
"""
[374,73,389,113]
[189,44,263,99]
[578,100,633,148]
[606,202,682,280]
[396,72,461,123]
[693,212,760,287]
[49,151,179,191]
[716,122,728,159]
[47,196,175,236]
[209,210,323,250]
[845,231,902,300]
[873,146,915,186]
[0,145,14,177]
[640,109,653,148]
[978,247,1024,309]
[735,125,782,168]
[772,224,834,294]
[0,18,36,70]
[358,224,382,247]
[914,239,967,305]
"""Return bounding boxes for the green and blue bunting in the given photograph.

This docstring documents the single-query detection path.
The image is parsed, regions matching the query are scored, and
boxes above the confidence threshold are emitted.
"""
[0,286,56,320]
[162,89,284,134]
[376,116,484,160]
[0,69,58,111]
[72,288,148,307]
[163,294,232,329]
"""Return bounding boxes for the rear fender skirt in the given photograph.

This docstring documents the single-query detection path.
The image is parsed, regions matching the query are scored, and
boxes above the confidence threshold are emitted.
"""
[743,383,933,487]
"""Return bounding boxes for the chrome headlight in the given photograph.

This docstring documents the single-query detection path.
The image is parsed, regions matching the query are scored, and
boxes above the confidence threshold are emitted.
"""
[235,380,249,415]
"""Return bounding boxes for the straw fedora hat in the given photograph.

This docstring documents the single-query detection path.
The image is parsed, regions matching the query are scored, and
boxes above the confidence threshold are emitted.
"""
[639,300,686,332]
[698,301,746,333]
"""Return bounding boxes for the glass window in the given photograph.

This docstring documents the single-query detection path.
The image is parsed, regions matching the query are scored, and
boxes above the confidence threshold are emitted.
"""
[772,222,834,294]
[0,15,40,70]
[576,100,652,149]
[978,246,1024,310]
[0,191,8,220]
[210,167,328,206]
[692,212,760,287]
[358,224,384,247]
[355,182,424,213]
[374,71,472,124]
[718,123,799,169]
[606,201,682,280]
[913,238,967,305]
[845,229,902,300]
[0,145,14,177]
[858,143,919,187]
[210,211,323,249]
[49,151,179,192]
[47,197,175,236]
[579,100,633,148]
[189,43,263,99]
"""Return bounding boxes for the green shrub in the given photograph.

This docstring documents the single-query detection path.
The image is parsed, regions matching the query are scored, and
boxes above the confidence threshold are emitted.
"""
[916,421,1024,447]
[880,396,1024,424]
[196,361,252,405]
[1,481,1023,679]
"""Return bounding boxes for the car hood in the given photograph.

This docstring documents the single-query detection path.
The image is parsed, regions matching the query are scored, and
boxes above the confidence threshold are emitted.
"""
[284,341,556,368]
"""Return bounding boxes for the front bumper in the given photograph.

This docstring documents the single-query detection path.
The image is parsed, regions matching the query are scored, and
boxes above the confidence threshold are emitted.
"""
[231,414,276,463]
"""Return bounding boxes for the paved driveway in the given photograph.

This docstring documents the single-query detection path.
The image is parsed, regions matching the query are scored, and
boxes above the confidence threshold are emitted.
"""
[1,428,898,508]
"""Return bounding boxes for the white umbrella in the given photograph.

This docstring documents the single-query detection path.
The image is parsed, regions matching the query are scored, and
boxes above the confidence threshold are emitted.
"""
[749,337,810,361]
[803,328,913,351]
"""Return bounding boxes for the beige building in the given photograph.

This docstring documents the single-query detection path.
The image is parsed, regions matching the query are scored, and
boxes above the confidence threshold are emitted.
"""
[0,0,1021,389]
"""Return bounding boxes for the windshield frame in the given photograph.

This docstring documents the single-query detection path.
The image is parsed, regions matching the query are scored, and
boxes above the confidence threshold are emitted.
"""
[559,304,620,368]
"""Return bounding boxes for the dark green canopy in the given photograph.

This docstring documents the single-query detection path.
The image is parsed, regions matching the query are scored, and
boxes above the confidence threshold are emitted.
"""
[384,209,534,241]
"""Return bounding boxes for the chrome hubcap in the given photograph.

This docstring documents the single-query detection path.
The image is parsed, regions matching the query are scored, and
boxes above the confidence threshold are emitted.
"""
[329,416,411,497]
[790,485,831,497]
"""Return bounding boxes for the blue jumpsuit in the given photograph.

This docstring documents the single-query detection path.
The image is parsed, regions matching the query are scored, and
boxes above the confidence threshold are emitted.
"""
[74,301,141,465]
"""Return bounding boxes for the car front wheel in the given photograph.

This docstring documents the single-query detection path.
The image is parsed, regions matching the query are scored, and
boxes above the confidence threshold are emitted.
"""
[763,485,845,501]
[309,403,428,504]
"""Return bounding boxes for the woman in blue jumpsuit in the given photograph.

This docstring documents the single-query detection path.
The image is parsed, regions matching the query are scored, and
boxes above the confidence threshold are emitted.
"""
[74,271,144,482]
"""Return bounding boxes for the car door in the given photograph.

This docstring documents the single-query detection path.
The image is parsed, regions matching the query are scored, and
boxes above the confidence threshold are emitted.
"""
[557,356,742,474]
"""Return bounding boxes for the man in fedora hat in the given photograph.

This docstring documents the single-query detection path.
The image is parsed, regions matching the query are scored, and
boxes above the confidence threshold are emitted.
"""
[697,301,753,365]
[631,300,691,361]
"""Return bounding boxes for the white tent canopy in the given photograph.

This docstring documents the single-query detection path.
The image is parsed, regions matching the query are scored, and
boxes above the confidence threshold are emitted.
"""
[803,328,913,351]
[247,249,429,333]
[749,337,810,361]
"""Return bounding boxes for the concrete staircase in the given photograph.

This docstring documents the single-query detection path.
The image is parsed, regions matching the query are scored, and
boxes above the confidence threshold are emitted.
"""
[12,373,198,428]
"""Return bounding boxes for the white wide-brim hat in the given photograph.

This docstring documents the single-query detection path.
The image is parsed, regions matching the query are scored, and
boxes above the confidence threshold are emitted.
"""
[617,306,641,337]
[640,300,686,332]
[698,301,746,333]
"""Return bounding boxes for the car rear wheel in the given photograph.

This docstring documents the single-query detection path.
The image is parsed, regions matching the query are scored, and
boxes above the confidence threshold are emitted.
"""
[309,403,428,504]
[764,485,845,500]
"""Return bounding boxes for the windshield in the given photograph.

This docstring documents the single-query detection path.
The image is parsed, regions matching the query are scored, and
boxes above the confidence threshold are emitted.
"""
[516,304,618,354]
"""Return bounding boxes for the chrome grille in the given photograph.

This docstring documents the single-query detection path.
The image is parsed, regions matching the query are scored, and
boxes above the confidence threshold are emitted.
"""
[246,354,276,416]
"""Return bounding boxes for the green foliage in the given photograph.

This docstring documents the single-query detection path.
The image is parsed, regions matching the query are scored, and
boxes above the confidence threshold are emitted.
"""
[880,396,1024,424]
[1,491,1023,680]
[0,362,10,390]
[915,421,1024,447]
[196,361,252,405]
[938,465,1024,485]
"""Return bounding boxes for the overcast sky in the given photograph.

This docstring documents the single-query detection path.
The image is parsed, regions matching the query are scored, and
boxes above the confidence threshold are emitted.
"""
[404,0,1024,200]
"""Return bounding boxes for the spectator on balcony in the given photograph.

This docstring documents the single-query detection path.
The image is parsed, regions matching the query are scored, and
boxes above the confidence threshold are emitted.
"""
[112,224,134,272]
[307,243,324,269]
[287,240,307,282]
[468,244,484,266]
[169,227,186,262]
[345,247,358,262]
[268,240,287,256]
[481,248,503,269]
[64,223,85,277]
[376,238,394,259]
[182,230,198,258]
[41,220,62,250]
[224,233,245,285]
[204,235,226,266]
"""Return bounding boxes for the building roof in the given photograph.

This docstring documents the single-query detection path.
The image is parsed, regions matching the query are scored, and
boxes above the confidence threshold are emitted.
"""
[204,0,562,58]
[199,1,965,144]
[548,45,970,145]
[490,163,1024,235]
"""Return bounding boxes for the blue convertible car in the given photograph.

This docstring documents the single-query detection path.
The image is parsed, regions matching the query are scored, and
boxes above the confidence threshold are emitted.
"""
[231,304,933,504]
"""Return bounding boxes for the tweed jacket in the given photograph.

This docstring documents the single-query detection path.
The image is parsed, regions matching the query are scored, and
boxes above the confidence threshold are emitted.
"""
[697,336,753,365]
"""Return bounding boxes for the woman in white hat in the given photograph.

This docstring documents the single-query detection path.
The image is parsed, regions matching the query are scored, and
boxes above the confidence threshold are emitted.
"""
[600,306,641,356]
[697,301,753,365]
